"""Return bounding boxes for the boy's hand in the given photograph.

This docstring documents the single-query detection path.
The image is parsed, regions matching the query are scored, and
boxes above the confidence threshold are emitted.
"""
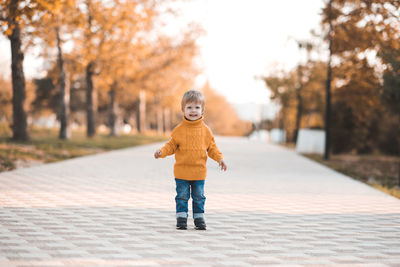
[219,159,227,171]
[154,149,162,159]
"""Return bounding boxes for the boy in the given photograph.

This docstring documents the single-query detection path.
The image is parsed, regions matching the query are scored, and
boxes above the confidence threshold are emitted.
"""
[154,90,227,230]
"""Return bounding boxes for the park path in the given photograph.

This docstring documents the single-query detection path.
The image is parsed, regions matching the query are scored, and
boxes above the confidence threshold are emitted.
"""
[0,137,399,266]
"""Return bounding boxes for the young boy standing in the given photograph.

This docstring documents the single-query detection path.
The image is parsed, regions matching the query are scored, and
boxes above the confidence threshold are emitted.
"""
[154,90,227,230]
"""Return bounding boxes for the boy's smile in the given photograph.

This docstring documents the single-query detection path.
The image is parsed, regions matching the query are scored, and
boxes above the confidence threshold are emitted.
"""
[183,102,203,121]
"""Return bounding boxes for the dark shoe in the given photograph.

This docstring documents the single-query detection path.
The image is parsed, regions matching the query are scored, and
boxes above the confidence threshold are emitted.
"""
[176,217,187,230]
[194,218,206,230]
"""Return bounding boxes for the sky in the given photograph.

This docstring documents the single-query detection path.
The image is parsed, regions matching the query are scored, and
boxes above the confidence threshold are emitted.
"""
[179,0,326,105]
[0,0,325,109]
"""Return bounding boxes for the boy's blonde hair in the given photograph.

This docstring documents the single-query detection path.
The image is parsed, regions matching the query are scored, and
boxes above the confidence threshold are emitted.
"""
[181,90,205,111]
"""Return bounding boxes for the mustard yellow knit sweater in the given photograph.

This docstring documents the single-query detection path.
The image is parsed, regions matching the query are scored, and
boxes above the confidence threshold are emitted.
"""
[160,117,223,180]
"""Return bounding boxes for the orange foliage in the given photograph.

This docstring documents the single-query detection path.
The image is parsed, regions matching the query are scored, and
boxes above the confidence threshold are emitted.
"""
[202,83,251,136]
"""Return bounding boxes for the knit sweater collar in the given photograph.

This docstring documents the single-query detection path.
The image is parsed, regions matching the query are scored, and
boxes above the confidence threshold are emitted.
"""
[182,116,203,126]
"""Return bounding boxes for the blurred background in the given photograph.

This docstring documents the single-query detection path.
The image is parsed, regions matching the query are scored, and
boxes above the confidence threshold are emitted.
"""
[0,0,399,195]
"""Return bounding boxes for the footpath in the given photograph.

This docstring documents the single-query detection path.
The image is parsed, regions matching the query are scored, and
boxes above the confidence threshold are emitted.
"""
[0,137,399,266]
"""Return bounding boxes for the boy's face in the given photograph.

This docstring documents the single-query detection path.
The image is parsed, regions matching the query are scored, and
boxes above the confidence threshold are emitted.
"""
[183,102,203,121]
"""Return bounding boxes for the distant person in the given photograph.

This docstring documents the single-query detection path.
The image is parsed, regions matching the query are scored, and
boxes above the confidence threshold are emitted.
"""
[154,90,227,230]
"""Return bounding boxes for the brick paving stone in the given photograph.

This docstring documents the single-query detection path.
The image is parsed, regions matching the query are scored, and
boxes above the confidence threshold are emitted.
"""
[0,137,400,266]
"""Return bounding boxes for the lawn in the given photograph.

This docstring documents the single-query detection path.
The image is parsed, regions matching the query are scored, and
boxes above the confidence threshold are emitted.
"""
[0,123,167,172]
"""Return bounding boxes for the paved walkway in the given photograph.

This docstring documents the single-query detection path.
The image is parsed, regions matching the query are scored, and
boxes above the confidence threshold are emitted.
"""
[0,137,399,266]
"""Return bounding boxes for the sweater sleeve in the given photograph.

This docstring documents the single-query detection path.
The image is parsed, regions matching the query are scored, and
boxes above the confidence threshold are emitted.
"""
[207,132,223,163]
[160,136,178,157]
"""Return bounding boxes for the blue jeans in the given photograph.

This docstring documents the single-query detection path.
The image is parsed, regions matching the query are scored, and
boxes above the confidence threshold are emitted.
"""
[175,178,205,219]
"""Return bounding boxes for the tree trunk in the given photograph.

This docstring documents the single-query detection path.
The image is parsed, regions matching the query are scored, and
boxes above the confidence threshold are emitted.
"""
[86,61,96,137]
[8,0,29,141]
[324,0,333,160]
[136,89,146,133]
[279,109,286,143]
[156,106,163,135]
[154,96,163,135]
[163,108,171,133]
[56,27,70,139]
[108,86,118,136]
[294,65,303,144]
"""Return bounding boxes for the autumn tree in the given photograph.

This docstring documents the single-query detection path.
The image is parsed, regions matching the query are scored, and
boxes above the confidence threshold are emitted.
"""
[377,46,400,156]
[331,59,383,153]
[70,0,170,137]
[320,0,400,154]
[379,47,400,116]
[202,83,251,136]
[0,0,34,140]
[0,0,70,140]
[263,60,327,142]
[87,0,189,135]
[99,19,202,135]
[137,28,202,134]
[77,0,102,137]
[298,61,326,129]
[291,40,314,142]
[90,0,149,136]
[31,0,78,139]
[263,70,298,141]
